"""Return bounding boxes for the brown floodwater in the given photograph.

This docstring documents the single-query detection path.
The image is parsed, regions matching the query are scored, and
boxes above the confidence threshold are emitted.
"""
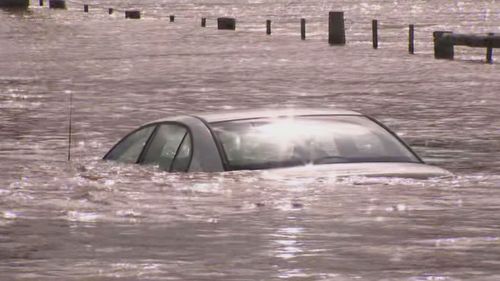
[1,0,500,280]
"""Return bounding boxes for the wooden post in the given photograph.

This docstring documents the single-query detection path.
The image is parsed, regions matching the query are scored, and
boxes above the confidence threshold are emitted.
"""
[433,31,454,59]
[201,17,206,27]
[486,33,494,64]
[125,10,141,19]
[328,11,345,45]
[301,18,306,40]
[39,0,43,6]
[49,0,66,9]
[108,8,113,15]
[84,4,88,13]
[266,20,271,35]
[218,17,236,30]
[409,24,415,54]
[170,15,175,22]
[372,19,378,49]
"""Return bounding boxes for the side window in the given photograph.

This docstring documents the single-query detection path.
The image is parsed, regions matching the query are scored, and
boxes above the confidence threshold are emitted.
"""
[105,126,155,164]
[141,124,191,172]
[171,133,192,172]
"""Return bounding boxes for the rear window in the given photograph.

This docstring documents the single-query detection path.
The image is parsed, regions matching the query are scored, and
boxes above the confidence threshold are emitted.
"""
[210,115,420,171]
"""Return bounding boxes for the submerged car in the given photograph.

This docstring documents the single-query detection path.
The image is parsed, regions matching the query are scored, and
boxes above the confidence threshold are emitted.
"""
[104,108,451,178]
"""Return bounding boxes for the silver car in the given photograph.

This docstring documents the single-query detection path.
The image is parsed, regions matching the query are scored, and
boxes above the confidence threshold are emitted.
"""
[104,108,451,178]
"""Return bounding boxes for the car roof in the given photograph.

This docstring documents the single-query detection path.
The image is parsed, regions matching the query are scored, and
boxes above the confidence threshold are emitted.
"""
[196,108,362,123]
[147,107,363,125]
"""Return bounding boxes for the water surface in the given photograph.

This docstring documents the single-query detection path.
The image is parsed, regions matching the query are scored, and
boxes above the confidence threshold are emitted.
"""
[1,0,500,280]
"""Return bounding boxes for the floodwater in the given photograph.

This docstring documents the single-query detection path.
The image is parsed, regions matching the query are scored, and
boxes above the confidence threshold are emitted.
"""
[1,0,500,280]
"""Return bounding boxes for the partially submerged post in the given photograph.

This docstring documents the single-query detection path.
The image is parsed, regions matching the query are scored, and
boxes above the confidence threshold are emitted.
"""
[84,4,88,13]
[409,24,415,54]
[218,17,236,30]
[108,8,113,15]
[67,91,73,162]
[49,0,66,9]
[201,17,206,27]
[0,0,29,8]
[372,19,378,49]
[170,15,175,22]
[486,33,494,64]
[125,10,141,19]
[433,31,454,59]
[434,31,500,62]
[266,20,271,35]
[301,18,306,40]
[328,11,345,45]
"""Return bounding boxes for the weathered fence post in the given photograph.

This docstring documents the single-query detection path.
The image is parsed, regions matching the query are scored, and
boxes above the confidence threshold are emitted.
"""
[486,33,494,64]
[125,10,141,19]
[266,20,271,35]
[108,8,113,15]
[409,24,415,54]
[301,18,306,40]
[201,17,206,27]
[372,19,378,49]
[328,11,345,45]
[49,0,66,9]
[433,31,454,59]
[170,15,175,22]
[83,4,88,13]
[218,17,236,30]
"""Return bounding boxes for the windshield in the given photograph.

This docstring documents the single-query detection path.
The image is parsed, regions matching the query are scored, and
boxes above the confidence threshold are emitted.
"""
[210,115,420,171]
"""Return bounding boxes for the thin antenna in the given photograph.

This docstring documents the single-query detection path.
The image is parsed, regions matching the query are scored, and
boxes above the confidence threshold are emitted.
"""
[68,91,73,161]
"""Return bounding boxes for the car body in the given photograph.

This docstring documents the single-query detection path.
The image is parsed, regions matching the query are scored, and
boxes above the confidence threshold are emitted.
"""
[104,108,451,178]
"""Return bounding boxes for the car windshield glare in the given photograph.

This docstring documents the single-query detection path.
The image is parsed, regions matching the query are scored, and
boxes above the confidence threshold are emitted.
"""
[210,115,420,171]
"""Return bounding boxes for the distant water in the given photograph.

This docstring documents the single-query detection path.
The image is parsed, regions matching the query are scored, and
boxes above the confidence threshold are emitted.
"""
[1,0,500,280]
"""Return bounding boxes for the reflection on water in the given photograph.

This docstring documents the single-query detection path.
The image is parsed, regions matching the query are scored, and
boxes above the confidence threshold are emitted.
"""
[1,0,500,280]
[273,226,304,260]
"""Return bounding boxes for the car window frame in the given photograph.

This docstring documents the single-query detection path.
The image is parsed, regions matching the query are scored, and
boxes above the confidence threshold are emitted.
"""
[137,121,194,172]
[191,116,230,171]
[208,114,424,171]
[170,132,191,172]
